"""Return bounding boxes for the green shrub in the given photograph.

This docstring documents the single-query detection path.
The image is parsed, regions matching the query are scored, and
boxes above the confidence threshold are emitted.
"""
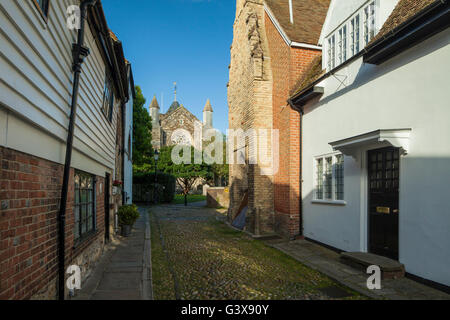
[133,171,176,203]
[117,204,140,226]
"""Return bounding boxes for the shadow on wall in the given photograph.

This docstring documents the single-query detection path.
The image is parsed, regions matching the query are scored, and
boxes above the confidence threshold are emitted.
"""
[228,163,299,237]
[303,30,448,116]
[301,155,450,287]
[273,183,301,239]
[206,187,230,209]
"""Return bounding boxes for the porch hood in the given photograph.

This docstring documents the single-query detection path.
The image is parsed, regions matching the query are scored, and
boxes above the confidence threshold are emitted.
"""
[329,129,412,158]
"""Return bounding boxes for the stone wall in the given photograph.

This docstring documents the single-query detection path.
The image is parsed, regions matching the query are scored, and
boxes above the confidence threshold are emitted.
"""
[0,147,107,299]
[229,1,324,238]
[228,0,274,236]
[206,187,230,208]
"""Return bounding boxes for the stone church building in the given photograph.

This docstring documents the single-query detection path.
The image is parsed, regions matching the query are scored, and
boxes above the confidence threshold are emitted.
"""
[228,0,330,238]
[149,91,214,150]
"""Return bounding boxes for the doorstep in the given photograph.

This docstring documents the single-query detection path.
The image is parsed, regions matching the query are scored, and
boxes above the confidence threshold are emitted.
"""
[267,239,450,300]
[340,252,405,279]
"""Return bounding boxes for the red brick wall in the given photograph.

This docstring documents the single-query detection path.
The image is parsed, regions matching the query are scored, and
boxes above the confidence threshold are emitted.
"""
[0,147,106,299]
[265,12,321,238]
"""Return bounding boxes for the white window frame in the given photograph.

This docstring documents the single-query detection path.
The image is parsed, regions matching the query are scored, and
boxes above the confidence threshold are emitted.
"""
[325,0,379,71]
[313,152,346,205]
[338,25,347,65]
[363,1,376,46]
[327,35,336,70]
[350,14,360,57]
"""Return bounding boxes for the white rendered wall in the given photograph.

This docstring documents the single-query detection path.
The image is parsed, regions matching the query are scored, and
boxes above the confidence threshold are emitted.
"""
[302,30,450,286]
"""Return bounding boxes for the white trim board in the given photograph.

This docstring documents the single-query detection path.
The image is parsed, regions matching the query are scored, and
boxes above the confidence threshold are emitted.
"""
[263,3,322,50]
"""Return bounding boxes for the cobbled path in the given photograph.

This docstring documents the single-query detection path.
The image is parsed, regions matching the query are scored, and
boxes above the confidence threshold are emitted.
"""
[149,204,366,300]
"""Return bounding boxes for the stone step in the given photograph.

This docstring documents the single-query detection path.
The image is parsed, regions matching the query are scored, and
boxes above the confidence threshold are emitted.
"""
[340,252,405,279]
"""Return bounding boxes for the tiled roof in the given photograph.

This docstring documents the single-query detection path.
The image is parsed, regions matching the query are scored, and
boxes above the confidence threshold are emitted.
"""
[167,101,181,114]
[370,0,437,44]
[290,55,325,96]
[203,99,213,112]
[265,0,331,45]
[150,96,159,109]
[109,29,118,42]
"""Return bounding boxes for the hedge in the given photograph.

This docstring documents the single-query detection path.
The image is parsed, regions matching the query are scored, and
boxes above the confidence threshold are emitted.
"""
[133,172,176,203]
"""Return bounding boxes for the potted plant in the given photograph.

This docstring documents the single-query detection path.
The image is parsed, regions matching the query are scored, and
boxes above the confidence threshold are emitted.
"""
[112,180,123,195]
[117,204,140,237]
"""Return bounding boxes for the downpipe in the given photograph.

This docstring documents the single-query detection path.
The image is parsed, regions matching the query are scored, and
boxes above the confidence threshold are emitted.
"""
[58,0,97,301]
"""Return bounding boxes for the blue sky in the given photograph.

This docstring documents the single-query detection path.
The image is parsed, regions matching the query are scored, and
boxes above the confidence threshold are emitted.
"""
[102,0,236,134]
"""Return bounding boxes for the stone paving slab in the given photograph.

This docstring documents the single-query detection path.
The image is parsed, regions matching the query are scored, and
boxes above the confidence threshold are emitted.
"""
[73,208,152,300]
[270,240,450,300]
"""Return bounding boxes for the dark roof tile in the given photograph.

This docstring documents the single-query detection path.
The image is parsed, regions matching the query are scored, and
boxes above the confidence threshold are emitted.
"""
[265,0,331,45]
[371,0,437,44]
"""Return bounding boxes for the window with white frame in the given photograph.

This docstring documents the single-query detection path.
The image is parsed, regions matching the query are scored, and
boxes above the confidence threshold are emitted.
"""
[338,25,347,64]
[364,1,376,45]
[350,14,360,56]
[327,34,336,70]
[315,154,345,202]
[325,1,377,71]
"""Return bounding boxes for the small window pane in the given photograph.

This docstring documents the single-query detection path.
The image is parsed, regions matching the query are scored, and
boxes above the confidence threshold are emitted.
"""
[37,0,49,17]
[81,190,87,203]
[364,2,376,45]
[351,15,360,55]
[74,171,96,240]
[331,35,335,69]
[335,155,344,200]
[316,159,324,200]
[324,157,333,199]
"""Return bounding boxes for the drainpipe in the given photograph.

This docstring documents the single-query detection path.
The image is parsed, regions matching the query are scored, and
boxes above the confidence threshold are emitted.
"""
[58,0,97,301]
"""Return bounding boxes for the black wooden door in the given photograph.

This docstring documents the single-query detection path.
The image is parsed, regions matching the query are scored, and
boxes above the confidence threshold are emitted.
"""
[368,147,400,260]
[104,172,110,242]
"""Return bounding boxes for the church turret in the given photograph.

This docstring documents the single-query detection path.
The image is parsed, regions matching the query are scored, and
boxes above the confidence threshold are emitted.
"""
[203,99,213,128]
[149,95,160,126]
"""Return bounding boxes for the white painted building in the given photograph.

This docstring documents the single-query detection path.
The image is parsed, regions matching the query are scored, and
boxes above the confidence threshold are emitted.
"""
[290,0,450,287]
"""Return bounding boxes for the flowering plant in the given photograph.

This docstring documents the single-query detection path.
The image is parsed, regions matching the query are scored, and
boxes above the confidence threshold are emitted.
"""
[112,180,123,187]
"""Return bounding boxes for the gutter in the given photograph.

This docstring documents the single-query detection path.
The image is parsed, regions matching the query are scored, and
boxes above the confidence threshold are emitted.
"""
[288,0,449,108]
[287,49,365,108]
[58,0,97,301]
[364,0,449,64]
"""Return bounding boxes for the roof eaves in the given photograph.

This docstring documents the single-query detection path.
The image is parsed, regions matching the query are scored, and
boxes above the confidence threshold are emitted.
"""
[364,0,449,65]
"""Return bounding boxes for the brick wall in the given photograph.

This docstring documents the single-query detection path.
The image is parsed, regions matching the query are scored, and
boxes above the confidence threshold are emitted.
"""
[264,12,321,238]
[0,147,107,299]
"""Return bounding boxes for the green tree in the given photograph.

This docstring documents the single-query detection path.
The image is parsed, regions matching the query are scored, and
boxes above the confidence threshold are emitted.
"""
[132,86,153,166]
[157,146,213,206]
[209,134,229,186]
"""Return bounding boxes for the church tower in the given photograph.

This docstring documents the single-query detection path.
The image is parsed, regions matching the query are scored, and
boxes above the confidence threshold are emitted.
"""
[149,95,161,149]
[149,95,160,126]
[203,99,213,128]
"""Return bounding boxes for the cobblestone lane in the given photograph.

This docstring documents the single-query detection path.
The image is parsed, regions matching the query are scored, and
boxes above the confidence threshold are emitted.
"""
[149,204,366,300]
